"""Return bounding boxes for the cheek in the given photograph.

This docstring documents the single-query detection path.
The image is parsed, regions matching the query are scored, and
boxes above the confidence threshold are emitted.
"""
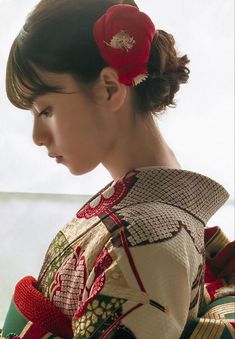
[52,114,79,142]
[54,107,115,154]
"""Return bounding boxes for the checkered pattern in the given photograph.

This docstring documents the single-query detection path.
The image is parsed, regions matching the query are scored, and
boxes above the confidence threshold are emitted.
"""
[113,168,229,225]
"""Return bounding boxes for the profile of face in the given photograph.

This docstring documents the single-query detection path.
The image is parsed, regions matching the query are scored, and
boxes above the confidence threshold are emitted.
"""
[30,68,129,175]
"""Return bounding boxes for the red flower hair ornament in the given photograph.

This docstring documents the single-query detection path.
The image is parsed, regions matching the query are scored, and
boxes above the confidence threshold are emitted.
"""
[93,4,156,87]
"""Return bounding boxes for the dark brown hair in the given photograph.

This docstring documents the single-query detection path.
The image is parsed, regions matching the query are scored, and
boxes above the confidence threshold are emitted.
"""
[6,0,190,117]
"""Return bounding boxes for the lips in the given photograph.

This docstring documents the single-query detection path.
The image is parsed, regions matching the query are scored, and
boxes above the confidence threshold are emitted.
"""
[48,154,62,158]
[55,156,63,163]
[48,153,63,163]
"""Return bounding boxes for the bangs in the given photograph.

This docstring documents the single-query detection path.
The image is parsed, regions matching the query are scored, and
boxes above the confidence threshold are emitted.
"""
[6,38,65,110]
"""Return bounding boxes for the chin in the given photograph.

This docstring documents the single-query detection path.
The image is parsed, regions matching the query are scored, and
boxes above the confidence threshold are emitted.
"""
[67,167,83,176]
[67,163,98,176]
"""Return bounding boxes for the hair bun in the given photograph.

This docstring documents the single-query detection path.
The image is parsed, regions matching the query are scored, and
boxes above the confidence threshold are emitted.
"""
[133,29,190,116]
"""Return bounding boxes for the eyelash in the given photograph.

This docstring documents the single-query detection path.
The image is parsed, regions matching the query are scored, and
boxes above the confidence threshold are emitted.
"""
[39,108,50,117]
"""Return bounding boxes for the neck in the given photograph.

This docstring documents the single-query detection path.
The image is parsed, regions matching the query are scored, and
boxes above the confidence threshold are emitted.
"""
[102,114,181,181]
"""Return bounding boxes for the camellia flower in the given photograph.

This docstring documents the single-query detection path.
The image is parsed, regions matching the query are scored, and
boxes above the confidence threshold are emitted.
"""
[93,4,156,86]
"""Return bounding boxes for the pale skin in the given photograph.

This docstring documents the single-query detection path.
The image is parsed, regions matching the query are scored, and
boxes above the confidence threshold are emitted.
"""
[31,66,181,182]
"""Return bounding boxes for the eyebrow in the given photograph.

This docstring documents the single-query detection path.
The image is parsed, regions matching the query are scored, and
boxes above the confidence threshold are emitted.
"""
[30,106,43,116]
[30,107,38,115]
[30,95,48,114]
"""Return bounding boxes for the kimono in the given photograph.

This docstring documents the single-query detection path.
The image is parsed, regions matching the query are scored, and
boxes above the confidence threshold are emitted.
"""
[1,166,234,338]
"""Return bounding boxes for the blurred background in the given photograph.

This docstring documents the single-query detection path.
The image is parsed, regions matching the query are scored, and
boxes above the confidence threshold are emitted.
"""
[0,0,234,327]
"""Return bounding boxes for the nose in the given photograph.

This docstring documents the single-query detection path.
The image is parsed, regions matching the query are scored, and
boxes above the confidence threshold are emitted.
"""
[32,117,50,147]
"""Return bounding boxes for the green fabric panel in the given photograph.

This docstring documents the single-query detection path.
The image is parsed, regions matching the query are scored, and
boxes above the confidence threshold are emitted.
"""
[206,296,235,309]
[220,325,234,339]
[2,299,28,336]
[225,313,235,319]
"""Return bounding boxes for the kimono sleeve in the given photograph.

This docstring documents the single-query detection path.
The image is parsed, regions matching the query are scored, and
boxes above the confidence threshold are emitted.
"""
[71,230,196,339]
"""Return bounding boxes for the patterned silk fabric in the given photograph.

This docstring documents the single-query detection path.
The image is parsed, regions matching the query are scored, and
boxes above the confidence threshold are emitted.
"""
[1,167,233,338]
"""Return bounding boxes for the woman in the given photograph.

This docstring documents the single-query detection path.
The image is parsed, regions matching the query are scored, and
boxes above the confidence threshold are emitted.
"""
[1,0,234,338]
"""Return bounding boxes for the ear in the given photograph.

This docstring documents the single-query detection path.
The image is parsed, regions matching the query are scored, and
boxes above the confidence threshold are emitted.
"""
[98,67,127,112]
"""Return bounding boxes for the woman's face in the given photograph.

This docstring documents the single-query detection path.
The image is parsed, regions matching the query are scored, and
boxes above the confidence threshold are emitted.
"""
[31,71,118,175]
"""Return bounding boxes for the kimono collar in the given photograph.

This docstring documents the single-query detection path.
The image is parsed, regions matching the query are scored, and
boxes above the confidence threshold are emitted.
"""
[102,166,230,226]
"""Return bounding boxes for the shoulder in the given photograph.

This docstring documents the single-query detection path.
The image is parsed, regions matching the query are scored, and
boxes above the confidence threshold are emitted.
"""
[107,201,205,291]
[112,201,204,254]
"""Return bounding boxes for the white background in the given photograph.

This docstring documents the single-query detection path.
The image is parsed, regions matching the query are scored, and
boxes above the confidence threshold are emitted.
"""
[0,0,234,327]
[0,0,234,197]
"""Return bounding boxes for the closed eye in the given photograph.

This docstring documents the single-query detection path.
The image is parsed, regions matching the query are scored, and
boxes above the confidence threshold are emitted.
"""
[38,106,52,118]
[39,109,50,117]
